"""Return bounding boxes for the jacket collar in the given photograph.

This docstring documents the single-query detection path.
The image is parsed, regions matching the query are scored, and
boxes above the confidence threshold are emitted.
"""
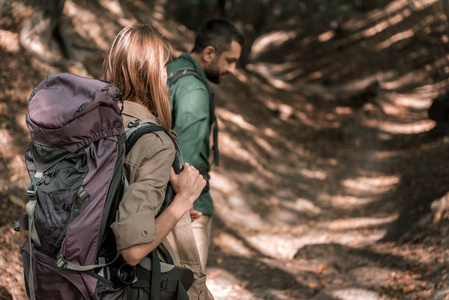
[178,53,208,80]
[122,101,158,123]
[122,100,178,139]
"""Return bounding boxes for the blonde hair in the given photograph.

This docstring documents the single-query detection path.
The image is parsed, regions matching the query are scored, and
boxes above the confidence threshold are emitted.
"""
[104,24,172,131]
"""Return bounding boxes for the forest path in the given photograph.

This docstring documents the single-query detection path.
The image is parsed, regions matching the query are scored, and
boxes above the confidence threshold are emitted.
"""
[204,72,449,300]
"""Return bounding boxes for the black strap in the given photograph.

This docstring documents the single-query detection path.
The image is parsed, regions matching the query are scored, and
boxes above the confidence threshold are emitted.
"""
[150,250,160,300]
[126,123,181,171]
[167,69,219,166]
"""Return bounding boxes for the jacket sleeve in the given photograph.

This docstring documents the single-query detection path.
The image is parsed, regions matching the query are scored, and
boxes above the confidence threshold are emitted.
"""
[111,131,175,250]
[171,78,210,169]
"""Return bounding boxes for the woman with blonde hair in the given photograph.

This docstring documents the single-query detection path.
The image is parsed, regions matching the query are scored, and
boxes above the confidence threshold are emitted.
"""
[103,24,211,299]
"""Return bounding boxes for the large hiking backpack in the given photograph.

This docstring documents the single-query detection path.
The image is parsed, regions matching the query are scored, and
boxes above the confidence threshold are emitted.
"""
[16,73,193,300]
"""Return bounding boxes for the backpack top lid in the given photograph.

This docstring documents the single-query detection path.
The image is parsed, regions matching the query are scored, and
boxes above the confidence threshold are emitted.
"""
[26,73,124,152]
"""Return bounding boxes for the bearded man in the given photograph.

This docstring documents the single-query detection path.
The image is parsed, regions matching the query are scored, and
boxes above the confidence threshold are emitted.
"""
[166,18,244,272]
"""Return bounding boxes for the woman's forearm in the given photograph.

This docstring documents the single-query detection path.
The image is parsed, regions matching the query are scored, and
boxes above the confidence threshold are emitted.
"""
[121,164,205,266]
[120,195,188,266]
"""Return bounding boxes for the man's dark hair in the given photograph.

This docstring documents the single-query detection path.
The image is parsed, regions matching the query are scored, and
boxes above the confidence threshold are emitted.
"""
[191,18,244,55]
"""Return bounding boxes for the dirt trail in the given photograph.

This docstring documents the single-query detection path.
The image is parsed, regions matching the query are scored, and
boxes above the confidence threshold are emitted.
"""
[201,1,449,298]
[205,80,449,299]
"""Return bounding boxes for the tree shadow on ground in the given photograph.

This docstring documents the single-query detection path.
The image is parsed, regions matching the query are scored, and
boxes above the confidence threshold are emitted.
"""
[294,242,446,299]
[208,215,311,300]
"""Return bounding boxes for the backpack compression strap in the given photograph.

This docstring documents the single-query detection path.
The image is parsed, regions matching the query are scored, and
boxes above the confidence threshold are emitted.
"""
[167,68,219,167]
[25,171,44,300]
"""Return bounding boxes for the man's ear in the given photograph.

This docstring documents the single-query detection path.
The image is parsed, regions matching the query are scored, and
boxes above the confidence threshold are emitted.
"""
[202,46,216,63]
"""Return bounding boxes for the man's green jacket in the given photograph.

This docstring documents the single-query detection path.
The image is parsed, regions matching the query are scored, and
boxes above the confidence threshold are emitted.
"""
[167,53,214,215]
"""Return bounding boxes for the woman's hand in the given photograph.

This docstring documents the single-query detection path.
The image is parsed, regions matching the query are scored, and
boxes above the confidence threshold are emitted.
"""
[169,163,206,212]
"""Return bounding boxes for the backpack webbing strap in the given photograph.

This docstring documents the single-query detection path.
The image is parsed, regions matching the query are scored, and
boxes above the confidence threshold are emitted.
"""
[167,68,219,166]
[150,250,161,300]
[25,171,45,300]
[55,251,120,272]
[26,172,43,248]
[25,243,36,300]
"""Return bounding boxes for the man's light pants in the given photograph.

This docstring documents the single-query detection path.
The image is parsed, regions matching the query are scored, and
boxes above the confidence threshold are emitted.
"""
[191,214,213,271]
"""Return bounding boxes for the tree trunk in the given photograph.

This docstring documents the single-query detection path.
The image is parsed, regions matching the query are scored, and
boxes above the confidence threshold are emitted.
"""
[20,0,69,62]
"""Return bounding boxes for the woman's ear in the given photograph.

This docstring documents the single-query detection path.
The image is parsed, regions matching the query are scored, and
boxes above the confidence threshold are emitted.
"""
[202,46,216,63]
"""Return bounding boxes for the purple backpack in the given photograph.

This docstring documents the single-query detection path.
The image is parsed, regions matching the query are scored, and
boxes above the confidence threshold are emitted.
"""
[16,73,193,300]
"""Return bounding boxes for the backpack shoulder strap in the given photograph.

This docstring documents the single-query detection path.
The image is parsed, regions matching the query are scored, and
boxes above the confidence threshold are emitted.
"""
[167,69,219,166]
[124,119,182,217]
[167,69,208,90]
[125,119,183,172]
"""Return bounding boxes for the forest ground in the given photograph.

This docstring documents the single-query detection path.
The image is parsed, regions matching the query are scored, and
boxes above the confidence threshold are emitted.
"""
[1,0,449,299]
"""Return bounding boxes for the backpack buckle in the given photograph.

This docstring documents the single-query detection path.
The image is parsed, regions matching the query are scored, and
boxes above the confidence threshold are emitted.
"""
[127,120,140,128]
[13,220,20,232]
[27,172,44,197]
[56,255,68,269]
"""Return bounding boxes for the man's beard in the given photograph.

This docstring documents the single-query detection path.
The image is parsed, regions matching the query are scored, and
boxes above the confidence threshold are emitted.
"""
[205,59,227,84]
